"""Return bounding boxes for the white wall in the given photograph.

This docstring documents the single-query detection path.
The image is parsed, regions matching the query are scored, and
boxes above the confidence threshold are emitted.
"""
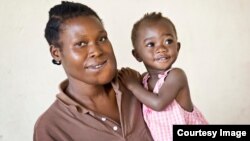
[0,0,249,140]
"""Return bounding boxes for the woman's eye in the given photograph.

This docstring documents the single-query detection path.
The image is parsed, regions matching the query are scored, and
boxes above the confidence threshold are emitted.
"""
[77,42,87,47]
[146,42,155,48]
[164,39,173,45]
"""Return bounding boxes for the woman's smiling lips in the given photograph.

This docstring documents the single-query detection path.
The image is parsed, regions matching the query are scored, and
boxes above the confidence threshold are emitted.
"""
[86,60,107,70]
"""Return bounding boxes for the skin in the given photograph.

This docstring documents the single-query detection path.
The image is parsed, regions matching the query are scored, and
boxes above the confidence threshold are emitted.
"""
[50,16,120,123]
[119,19,193,112]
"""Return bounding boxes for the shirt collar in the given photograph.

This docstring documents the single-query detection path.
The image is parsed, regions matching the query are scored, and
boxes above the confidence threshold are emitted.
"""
[56,77,121,114]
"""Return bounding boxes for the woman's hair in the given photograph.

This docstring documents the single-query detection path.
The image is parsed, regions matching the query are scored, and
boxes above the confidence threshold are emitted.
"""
[45,1,102,48]
[131,12,177,47]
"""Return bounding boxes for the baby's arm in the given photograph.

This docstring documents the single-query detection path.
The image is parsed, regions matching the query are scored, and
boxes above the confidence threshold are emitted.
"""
[119,67,191,111]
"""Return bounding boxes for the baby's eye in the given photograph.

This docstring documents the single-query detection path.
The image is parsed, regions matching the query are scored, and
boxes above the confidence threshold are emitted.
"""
[99,36,108,42]
[146,42,155,48]
[164,39,173,45]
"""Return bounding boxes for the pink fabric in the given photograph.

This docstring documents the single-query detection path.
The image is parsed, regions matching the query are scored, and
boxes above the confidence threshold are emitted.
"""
[142,69,208,141]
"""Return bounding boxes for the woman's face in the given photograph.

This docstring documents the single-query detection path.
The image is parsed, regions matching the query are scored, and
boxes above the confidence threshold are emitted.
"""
[54,16,117,85]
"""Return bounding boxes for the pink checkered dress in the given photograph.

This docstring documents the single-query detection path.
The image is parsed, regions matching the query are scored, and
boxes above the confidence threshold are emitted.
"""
[142,69,208,141]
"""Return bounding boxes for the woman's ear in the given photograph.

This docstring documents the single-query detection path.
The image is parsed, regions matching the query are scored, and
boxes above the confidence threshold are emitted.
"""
[132,49,142,62]
[50,45,61,61]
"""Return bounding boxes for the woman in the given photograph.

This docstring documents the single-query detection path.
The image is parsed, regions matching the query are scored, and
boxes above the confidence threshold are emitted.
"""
[33,1,152,141]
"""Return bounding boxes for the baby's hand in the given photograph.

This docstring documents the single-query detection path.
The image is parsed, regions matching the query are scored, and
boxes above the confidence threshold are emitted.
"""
[118,67,141,90]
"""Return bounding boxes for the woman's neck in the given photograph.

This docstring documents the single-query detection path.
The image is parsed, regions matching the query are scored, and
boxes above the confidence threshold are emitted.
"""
[65,78,110,102]
[65,80,120,123]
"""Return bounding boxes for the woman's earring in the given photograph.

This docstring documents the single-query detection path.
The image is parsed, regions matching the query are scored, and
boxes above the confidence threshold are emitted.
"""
[52,59,61,65]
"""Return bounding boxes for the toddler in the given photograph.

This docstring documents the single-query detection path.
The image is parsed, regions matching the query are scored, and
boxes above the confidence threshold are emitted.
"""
[119,12,208,141]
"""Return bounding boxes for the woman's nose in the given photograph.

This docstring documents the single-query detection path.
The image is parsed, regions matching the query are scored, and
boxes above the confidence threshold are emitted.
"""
[88,43,103,58]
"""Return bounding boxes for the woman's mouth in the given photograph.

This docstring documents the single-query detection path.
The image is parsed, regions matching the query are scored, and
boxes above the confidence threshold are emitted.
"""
[86,60,107,70]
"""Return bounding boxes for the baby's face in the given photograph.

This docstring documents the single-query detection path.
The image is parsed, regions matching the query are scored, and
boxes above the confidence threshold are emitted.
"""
[58,16,117,85]
[134,19,180,72]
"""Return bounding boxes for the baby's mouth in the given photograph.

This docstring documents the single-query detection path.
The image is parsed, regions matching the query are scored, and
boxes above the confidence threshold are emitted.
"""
[155,56,170,62]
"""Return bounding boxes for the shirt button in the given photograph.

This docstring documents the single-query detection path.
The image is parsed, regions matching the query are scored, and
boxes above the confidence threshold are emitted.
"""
[113,126,118,131]
[101,117,106,121]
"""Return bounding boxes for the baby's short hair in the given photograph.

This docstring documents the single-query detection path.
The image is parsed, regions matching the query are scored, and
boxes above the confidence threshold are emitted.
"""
[131,12,177,47]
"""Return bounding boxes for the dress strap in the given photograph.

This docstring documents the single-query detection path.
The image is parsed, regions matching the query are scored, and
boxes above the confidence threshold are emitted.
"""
[142,73,150,90]
[158,68,173,79]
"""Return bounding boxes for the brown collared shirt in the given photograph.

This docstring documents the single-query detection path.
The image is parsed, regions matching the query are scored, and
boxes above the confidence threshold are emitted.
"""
[33,79,153,141]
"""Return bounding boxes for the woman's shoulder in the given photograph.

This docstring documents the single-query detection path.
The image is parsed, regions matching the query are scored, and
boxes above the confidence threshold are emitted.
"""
[34,99,63,128]
[33,99,70,140]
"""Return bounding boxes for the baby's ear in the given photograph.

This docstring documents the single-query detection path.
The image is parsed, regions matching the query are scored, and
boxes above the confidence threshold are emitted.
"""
[132,49,142,62]
[177,42,181,52]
